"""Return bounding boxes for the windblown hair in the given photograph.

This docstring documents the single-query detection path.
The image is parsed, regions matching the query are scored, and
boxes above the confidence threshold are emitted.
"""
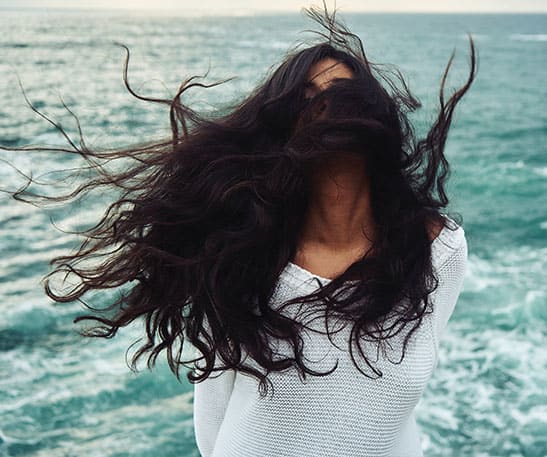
[3,5,476,397]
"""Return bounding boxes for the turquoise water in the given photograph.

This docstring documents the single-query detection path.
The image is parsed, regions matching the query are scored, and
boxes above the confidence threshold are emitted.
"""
[0,9,546,457]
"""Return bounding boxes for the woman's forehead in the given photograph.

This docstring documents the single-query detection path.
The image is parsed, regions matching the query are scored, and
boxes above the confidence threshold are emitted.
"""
[307,58,353,83]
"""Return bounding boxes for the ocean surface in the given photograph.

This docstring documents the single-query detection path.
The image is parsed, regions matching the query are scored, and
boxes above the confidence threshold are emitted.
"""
[0,9,546,457]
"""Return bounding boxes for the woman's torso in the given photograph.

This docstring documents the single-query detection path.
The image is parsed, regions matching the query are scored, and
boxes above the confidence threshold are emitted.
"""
[210,262,435,457]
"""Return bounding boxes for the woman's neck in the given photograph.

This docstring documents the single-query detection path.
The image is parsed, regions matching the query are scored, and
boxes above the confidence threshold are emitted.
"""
[298,152,376,253]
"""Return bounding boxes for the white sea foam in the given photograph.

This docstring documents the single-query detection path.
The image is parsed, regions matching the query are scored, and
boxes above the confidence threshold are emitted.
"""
[510,34,547,42]
[533,166,547,177]
[464,254,505,292]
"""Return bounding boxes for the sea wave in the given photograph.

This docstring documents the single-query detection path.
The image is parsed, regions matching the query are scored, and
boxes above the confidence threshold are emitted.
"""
[510,33,547,42]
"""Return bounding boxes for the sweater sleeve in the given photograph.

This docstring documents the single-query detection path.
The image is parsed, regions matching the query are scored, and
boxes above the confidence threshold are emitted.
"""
[193,363,236,457]
[431,226,468,346]
[192,313,237,456]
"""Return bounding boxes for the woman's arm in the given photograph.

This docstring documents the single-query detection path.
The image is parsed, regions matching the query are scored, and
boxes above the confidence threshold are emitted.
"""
[193,364,236,457]
[431,225,468,343]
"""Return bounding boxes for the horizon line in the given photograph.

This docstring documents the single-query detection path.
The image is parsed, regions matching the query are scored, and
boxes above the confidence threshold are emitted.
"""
[1,6,547,14]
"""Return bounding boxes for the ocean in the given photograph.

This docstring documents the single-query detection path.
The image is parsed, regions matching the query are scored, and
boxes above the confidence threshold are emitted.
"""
[0,8,545,457]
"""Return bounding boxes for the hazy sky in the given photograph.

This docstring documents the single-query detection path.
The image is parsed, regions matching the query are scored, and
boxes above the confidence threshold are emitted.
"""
[1,0,547,12]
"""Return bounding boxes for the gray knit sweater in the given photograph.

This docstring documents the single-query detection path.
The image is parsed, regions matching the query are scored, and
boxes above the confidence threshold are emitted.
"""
[193,218,467,457]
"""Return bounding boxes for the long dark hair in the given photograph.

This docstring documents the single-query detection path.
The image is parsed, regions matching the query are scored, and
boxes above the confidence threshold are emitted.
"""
[3,5,476,397]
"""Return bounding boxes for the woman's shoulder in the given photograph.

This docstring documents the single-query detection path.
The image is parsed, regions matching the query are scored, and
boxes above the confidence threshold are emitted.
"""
[428,213,464,240]
[427,217,445,242]
[430,214,467,268]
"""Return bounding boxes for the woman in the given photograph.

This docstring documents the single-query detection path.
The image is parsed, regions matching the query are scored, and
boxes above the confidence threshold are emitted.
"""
[4,5,476,457]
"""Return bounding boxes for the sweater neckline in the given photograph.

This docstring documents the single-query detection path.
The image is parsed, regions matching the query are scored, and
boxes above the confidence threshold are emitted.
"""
[282,221,459,286]
[286,261,333,284]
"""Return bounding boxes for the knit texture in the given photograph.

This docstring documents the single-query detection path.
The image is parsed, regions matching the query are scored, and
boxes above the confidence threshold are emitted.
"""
[193,219,467,457]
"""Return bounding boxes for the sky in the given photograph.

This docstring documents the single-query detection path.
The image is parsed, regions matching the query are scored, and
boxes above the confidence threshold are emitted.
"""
[1,0,547,12]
